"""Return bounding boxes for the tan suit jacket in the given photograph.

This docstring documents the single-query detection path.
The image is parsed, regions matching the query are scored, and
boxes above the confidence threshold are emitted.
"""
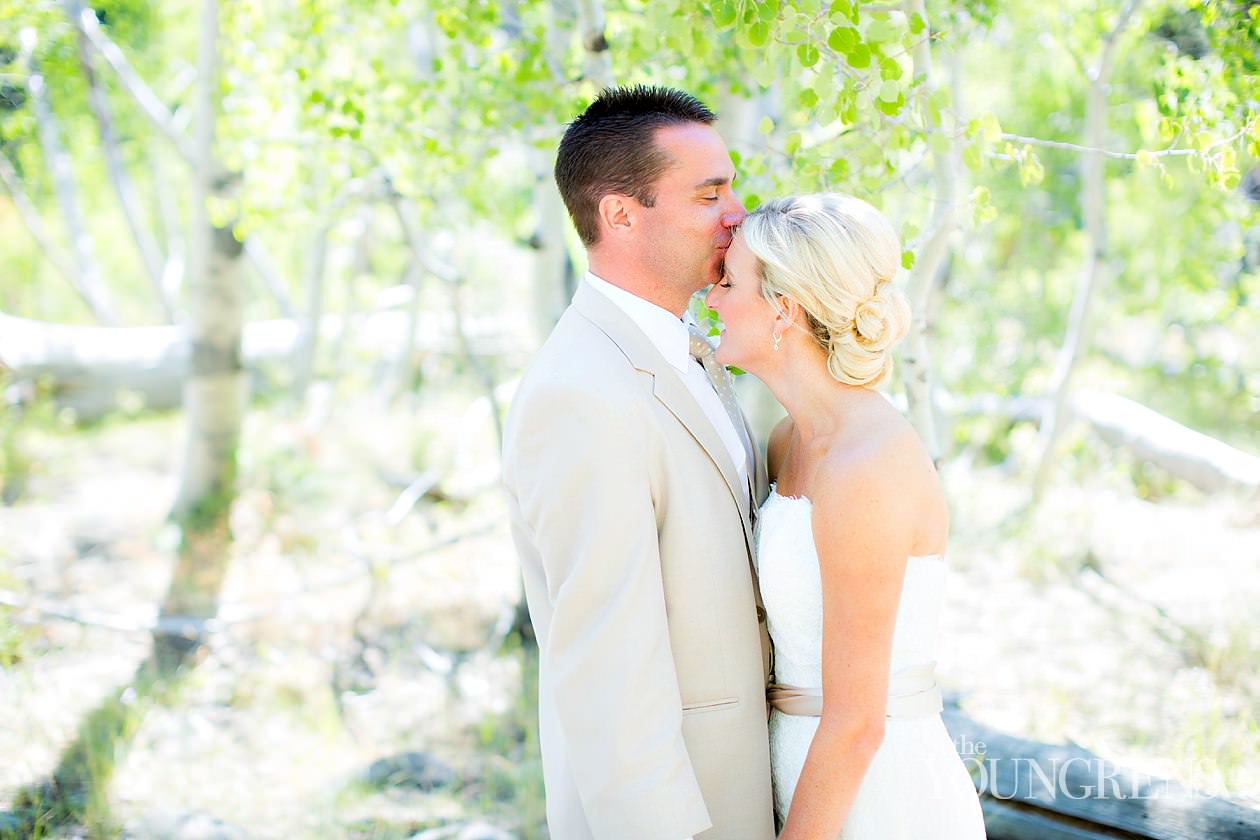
[502,282,774,840]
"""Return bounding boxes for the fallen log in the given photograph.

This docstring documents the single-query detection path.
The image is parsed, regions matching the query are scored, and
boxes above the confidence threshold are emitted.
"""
[0,309,522,421]
[1072,390,1260,494]
[943,708,1260,839]
[935,390,1260,494]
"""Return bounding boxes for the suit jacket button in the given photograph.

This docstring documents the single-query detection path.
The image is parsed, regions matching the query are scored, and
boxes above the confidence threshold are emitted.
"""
[756,605,766,623]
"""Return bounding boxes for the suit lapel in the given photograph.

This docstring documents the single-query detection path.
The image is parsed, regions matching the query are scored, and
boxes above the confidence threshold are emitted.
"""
[573,284,754,550]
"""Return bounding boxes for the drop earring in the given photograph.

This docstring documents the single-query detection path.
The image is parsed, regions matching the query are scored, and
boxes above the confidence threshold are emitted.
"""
[772,331,782,352]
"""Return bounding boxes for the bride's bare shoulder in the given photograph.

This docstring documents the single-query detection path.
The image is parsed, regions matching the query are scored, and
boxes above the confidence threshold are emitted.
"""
[812,406,945,547]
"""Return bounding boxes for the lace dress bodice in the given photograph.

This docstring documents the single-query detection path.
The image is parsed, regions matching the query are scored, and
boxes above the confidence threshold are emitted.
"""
[757,489,946,689]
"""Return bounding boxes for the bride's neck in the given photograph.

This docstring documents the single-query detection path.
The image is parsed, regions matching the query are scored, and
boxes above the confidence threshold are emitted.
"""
[758,341,871,441]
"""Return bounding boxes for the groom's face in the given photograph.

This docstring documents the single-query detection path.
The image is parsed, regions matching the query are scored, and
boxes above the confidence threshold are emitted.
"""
[637,123,745,295]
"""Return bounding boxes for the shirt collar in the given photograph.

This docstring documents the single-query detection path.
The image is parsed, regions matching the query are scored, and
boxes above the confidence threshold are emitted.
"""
[583,271,694,373]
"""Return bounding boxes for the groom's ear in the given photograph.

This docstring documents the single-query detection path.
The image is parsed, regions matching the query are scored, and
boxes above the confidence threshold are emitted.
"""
[596,193,636,240]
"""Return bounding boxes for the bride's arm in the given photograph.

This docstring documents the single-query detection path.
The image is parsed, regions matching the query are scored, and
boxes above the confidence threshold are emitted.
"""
[777,440,917,840]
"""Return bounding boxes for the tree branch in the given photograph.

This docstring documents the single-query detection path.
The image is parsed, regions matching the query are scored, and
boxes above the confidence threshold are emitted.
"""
[0,149,84,300]
[68,0,175,322]
[996,128,1246,160]
[20,28,119,325]
[75,7,196,165]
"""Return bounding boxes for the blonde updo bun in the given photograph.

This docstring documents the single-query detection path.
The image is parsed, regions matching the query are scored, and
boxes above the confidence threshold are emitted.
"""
[739,193,911,387]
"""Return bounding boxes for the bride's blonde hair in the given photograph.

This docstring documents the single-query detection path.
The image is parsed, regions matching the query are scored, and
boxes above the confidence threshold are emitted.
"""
[739,193,911,388]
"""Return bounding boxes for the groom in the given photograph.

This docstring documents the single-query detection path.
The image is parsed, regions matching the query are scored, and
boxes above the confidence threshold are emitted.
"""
[502,86,774,840]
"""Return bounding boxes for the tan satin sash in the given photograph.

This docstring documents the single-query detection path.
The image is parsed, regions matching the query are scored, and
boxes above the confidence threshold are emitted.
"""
[767,661,943,719]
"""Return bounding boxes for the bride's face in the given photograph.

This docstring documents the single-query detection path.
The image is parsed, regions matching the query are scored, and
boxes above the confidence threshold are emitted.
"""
[704,234,778,370]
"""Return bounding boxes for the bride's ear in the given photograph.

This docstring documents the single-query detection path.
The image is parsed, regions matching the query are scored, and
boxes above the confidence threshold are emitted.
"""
[776,295,804,331]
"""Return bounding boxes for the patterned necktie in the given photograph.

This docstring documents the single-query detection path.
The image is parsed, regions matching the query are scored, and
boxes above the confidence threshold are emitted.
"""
[687,325,753,473]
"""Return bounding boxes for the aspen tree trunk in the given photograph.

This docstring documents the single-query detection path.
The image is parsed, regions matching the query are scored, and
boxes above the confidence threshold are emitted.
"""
[575,0,613,88]
[529,167,571,345]
[155,0,243,671]
[901,0,960,466]
[1031,0,1143,499]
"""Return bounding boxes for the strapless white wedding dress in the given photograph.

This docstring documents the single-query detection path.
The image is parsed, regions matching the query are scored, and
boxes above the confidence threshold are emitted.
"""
[757,488,986,838]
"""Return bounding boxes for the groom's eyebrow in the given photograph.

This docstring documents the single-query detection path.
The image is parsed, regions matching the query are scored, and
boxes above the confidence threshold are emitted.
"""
[695,174,735,189]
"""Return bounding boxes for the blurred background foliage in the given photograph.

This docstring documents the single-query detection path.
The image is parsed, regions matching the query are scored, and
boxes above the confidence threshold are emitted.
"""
[0,0,1257,836]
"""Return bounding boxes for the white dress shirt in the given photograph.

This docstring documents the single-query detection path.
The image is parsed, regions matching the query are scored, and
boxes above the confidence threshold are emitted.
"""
[584,271,750,508]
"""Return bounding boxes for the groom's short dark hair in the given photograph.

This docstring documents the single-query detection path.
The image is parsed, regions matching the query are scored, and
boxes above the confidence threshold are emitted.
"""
[555,85,717,247]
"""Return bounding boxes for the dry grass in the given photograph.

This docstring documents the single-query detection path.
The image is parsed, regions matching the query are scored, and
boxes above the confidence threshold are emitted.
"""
[1,385,1257,837]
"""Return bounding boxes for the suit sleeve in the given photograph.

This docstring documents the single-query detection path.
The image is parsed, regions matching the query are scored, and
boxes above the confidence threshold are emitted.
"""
[504,379,712,839]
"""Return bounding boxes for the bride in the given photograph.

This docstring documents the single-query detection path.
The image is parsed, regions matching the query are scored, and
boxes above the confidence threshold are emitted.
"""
[704,193,986,839]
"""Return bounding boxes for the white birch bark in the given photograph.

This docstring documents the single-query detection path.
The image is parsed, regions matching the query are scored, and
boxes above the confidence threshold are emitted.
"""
[575,0,613,88]
[900,0,960,465]
[528,165,572,345]
[149,144,186,305]
[524,0,581,346]
[159,0,243,664]
[67,1,174,322]
[1031,0,1143,499]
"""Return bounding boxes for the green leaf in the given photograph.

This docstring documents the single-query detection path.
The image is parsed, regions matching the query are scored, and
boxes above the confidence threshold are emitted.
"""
[1017,146,1044,185]
[827,26,857,54]
[758,114,775,135]
[876,92,904,115]
[785,131,803,156]
[797,43,820,67]
[962,144,982,170]
[827,158,849,183]
[847,43,871,68]
[748,21,771,47]
[798,87,819,108]
[1135,149,1156,168]
[758,0,780,23]
[814,63,836,96]
[980,113,1002,145]
[970,186,997,225]
[909,13,926,34]
[744,193,763,211]
[901,249,916,270]
[879,80,899,102]
[692,25,713,57]
[841,95,858,125]
[866,18,899,43]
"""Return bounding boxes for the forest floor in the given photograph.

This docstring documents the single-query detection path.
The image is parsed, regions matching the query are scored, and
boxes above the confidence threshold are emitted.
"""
[1,388,1257,838]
